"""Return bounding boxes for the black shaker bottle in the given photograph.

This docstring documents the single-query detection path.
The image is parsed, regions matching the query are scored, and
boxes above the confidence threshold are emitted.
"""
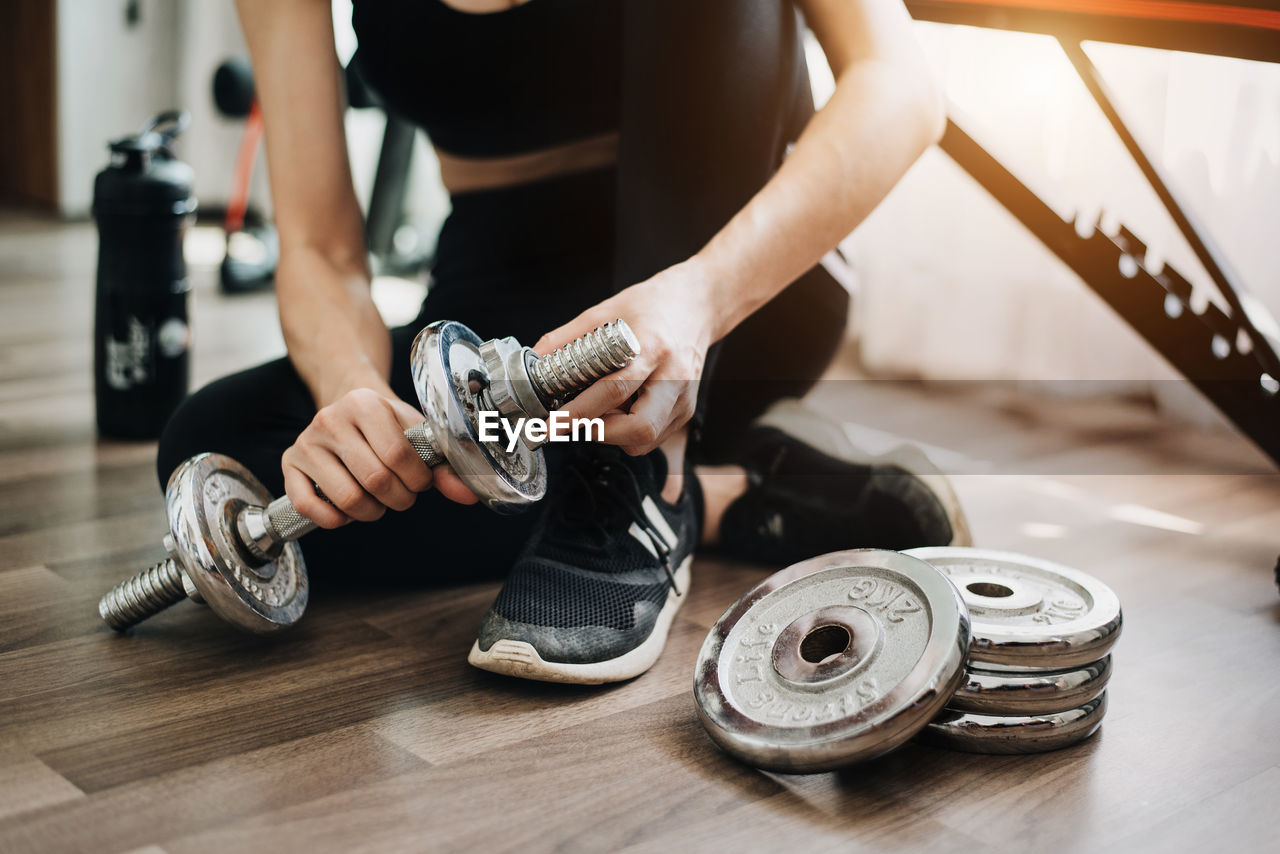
[92,111,197,439]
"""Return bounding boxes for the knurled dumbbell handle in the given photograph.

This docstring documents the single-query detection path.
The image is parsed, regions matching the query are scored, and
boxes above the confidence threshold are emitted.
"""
[262,420,443,545]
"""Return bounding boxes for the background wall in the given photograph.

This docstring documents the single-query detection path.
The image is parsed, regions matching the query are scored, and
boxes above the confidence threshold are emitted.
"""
[56,0,180,216]
[53,0,444,235]
[814,25,1280,424]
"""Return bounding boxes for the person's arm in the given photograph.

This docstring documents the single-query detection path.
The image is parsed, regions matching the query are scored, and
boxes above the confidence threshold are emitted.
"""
[541,0,943,454]
[236,0,475,527]
[236,0,387,405]
[700,0,944,335]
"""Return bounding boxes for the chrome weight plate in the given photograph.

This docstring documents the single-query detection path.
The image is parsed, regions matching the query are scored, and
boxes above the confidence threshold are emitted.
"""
[950,656,1111,716]
[165,453,308,632]
[905,547,1122,669]
[920,693,1107,754]
[694,549,970,773]
[410,321,546,513]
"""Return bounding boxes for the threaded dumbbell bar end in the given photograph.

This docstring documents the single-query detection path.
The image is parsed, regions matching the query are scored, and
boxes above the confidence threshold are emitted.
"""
[99,557,189,631]
[529,319,641,403]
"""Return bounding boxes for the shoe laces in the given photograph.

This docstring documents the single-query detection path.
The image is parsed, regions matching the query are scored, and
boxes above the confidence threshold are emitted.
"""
[548,454,682,596]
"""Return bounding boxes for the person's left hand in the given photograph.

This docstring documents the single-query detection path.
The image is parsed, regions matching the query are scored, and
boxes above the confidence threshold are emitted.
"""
[534,258,716,456]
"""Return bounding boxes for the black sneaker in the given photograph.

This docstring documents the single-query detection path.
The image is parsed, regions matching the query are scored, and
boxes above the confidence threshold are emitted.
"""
[718,399,971,566]
[468,445,698,684]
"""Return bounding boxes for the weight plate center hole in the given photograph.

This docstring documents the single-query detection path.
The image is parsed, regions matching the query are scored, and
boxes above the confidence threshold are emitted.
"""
[799,624,852,666]
[955,572,1045,615]
[771,605,881,685]
[966,581,1014,598]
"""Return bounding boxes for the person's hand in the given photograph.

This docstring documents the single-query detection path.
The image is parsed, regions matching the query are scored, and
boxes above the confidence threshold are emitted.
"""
[282,385,478,529]
[534,258,715,456]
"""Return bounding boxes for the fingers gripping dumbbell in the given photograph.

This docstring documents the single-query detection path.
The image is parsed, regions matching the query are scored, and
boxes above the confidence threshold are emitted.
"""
[234,418,444,560]
[98,318,640,634]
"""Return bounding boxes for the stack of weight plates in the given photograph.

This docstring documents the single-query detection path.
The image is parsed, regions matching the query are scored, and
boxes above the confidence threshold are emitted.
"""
[905,547,1122,755]
[693,547,1123,772]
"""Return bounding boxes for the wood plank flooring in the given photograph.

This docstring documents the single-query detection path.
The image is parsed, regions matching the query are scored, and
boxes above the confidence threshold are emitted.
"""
[1,211,1278,853]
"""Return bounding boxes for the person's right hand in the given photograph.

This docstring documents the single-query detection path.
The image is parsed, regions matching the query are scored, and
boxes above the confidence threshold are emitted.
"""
[282,387,478,529]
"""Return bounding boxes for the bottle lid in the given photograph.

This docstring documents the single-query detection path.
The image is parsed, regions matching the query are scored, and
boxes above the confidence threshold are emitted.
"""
[93,111,197,217]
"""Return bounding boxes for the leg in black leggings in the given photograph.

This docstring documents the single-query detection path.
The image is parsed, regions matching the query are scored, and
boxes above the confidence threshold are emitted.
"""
[701,265,849,463]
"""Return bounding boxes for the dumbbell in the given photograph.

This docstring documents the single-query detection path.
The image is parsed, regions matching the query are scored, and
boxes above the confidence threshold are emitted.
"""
[98,318,640,634]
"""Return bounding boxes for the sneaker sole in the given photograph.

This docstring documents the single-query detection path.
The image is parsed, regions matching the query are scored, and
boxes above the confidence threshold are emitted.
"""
[755,398,973,547]
[466,554,693,685]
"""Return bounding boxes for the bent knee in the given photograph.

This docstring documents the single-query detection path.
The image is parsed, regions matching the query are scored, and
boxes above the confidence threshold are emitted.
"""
[156,390,220,489]
[155,358,312,494]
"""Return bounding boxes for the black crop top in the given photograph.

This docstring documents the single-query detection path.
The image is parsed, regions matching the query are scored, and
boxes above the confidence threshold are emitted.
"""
[351,0,622,158]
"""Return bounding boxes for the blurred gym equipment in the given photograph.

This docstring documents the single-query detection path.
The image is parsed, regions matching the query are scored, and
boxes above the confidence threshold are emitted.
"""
[209,51,433,293]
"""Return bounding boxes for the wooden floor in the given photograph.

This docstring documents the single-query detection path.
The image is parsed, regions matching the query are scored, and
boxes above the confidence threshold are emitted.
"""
[2,210,1278,853]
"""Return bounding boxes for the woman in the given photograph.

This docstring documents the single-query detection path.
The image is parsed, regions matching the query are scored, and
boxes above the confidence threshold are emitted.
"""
[159,0,968,684]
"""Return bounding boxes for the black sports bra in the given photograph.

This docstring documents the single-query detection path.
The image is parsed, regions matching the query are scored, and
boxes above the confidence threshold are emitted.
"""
[351,0,622,158]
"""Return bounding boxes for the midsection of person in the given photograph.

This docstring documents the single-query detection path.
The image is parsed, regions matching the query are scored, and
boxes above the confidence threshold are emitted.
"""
[352,0,623,338]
